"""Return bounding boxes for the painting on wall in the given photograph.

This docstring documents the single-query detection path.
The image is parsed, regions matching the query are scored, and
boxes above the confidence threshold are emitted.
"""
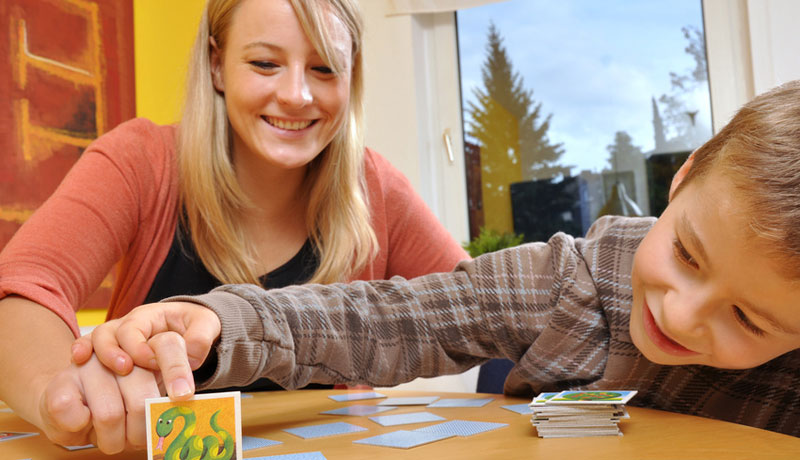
[0,0,135,308]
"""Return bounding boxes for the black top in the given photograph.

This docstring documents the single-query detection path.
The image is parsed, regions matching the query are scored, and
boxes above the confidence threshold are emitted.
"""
[144,223,330,391]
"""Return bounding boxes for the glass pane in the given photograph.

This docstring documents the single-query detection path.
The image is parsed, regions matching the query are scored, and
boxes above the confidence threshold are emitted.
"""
[457,0,710,243]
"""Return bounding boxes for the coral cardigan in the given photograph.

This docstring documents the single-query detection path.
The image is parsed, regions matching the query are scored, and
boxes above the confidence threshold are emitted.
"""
[0,118,468,336]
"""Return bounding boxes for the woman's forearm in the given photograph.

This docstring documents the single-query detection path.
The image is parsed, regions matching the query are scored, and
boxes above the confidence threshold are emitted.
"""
[0,296,76,429]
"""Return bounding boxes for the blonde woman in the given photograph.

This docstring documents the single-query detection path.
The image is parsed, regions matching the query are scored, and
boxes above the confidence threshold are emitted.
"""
[0,0,467,453]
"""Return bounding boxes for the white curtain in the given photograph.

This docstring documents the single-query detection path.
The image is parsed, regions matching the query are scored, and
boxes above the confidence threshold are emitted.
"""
[387,0,509,16]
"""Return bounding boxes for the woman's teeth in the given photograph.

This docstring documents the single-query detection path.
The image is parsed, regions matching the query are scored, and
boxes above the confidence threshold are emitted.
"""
[265,117,312,130]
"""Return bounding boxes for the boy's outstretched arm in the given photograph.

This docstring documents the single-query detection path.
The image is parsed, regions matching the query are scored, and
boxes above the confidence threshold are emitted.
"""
[179,227,607,393]
[75,229,605,395]
[72,301,221,400]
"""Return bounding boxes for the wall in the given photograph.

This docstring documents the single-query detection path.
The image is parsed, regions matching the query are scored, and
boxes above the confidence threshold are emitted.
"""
[134,0,204,124]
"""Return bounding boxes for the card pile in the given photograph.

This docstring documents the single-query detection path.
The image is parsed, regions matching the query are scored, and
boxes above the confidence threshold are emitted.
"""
[530,390,637,438]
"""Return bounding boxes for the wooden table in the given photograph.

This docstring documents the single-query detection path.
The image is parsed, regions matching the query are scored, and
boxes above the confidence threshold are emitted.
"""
[2,390,799,459]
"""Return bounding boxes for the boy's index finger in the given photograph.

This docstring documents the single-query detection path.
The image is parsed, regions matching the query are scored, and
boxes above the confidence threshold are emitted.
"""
[148,332,195,400]
[116,325,158,370]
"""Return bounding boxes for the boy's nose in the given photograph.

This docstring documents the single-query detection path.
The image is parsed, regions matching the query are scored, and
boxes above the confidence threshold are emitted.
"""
[277,68,313,108]
[662,289,713,339]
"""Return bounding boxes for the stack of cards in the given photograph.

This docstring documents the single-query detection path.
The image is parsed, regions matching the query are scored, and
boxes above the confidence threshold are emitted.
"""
[529,390,637,438]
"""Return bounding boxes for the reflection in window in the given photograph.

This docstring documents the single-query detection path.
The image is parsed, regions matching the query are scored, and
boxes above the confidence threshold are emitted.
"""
[457,0,710,243]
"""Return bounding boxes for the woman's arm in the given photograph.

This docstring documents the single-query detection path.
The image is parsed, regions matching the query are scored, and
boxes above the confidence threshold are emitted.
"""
[0,119,176,335]
[0,297,162,453]
[0,297,78,437]
[0,120,176,451]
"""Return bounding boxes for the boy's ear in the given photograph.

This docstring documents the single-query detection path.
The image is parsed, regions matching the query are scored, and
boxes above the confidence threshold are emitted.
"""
[209,37,224,93]
[668,152,695,201]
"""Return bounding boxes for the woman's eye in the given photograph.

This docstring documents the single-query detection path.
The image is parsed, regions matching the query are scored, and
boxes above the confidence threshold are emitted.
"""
[733,306,765,337]
[250,61,277,70]
[672,238,698,269]
[312,66,334,75]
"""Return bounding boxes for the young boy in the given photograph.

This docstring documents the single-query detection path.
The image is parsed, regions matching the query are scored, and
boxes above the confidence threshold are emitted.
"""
[76,81,800,438]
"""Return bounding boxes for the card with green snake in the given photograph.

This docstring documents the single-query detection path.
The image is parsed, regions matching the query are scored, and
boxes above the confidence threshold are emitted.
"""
[145,391,243,460]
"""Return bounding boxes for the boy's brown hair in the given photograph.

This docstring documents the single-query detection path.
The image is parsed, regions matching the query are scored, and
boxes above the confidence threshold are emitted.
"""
[673,80,800,278]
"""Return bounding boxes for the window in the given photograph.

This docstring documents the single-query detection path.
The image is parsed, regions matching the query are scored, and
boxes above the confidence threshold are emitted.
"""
[456,0,711,242]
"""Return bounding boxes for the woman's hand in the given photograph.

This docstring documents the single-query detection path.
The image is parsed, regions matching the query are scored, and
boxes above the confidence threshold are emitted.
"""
[39,356,161,453]
[71,301,222,400]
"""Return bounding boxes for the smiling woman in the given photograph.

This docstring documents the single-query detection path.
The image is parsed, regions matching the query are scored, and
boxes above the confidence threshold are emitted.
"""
[0,0,468,453]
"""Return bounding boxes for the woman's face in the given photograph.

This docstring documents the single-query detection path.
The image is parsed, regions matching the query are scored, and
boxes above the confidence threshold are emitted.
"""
[212,0,352,172]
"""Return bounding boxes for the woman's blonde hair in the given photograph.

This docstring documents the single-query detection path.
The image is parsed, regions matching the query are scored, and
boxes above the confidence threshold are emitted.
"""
[178,0,376,285]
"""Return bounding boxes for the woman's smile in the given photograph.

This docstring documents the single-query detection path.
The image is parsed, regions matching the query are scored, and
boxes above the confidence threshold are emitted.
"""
[262,115,316,131]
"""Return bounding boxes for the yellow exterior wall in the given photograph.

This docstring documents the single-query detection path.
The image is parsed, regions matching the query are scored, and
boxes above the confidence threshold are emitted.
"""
[133,0,205,124]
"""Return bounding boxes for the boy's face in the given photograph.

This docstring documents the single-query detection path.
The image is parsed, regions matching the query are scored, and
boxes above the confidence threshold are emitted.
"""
[630,167,800,368]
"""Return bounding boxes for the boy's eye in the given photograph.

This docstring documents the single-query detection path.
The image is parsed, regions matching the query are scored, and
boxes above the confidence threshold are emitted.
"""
[733,306,765,337]
[672,238,698,269]
[250,61,278,70]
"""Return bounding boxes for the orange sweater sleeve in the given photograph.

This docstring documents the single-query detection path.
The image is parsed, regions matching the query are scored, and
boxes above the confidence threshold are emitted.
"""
[359,148,469,281]
[0,119,178,336]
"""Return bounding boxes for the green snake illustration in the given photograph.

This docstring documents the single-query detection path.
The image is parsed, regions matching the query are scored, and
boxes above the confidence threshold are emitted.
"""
[154,406,234,460]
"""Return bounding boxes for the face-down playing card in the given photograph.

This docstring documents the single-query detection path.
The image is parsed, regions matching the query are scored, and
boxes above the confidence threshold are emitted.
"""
[426,398,493,408]
[0,431,39,442]
[242,435,283,450]
[378,396,440,406]
[246,452,327,460]
[501,403,533,415]
[415,420,508,437]
[353,430,454,449]
[284,422,367,439]
[321,405,397,416]
[328,392,387,402]
[369,411,445,427]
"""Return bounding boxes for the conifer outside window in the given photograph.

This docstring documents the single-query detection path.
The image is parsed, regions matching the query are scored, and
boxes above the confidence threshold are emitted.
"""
[456,0,711,242]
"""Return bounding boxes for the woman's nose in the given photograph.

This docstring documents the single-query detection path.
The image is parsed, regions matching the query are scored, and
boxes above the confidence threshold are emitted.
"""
[277,67,312,108]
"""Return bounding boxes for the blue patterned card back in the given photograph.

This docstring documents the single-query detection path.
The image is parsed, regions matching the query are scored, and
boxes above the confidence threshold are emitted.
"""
[284,422,367,439]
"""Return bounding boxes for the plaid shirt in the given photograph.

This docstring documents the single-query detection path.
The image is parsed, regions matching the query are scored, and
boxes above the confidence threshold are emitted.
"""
[185,216,800,436]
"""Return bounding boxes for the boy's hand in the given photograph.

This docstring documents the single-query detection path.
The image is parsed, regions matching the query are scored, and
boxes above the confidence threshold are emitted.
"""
[71,302,221,399]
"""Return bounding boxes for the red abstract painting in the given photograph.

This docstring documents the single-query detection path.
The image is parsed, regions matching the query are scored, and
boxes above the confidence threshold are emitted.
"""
[0,0,135,308]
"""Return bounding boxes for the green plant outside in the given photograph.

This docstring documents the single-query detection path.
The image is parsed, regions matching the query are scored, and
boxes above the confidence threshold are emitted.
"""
[462,227,525,258]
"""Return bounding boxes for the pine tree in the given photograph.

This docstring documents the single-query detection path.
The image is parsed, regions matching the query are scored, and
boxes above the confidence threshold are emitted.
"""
[599,131,644,217]
[466,23,569,232]
[606,131,643,175]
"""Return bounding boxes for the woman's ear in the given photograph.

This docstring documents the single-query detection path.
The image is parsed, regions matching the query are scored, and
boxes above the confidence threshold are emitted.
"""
[209,37,224,92]
[668,152,695,201]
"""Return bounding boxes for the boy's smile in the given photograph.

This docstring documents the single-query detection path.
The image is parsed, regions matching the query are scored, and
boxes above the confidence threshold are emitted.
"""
[630,165,800,368]
[641,298,699,357]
